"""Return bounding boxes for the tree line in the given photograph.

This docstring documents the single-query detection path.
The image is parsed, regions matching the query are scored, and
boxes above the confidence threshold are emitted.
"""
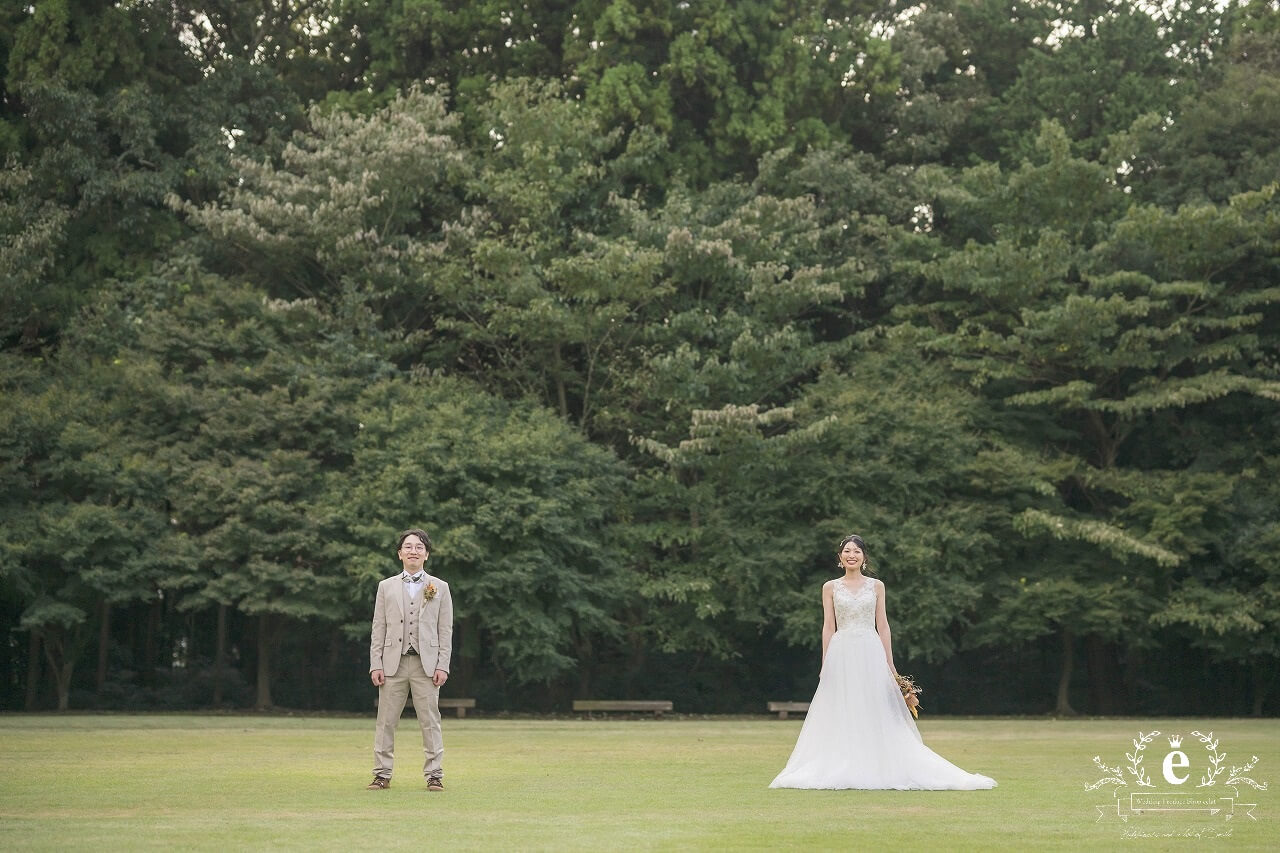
[2,0,1277,716]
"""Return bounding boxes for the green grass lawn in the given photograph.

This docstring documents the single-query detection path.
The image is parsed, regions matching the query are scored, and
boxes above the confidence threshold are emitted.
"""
[0,715,1274,850]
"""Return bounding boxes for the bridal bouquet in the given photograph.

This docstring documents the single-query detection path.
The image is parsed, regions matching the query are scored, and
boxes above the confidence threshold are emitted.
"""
[895,674,923,718]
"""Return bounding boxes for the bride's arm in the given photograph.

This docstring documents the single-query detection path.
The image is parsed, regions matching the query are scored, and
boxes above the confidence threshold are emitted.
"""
[820,581,836,663]
[874,580,899,676]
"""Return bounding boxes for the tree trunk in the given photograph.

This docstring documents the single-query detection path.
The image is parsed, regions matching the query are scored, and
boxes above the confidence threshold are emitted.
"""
[213,604,227,707]
[54,665,73,711]
[1085,634,1112,714]
[1122,644,1142,716]
[126,605,138,679]
[552,342,570,421]
[324,631,342,711]
[142,598,160,687]
[254,613,274,710]
[624,619,647,696]
[96,600,111,695]
[1055,628,1078,716]
[1251,660,1270,717]
[24,632,42,711]
[455,619,474,696]
[41,634,74,711]
[574,631,593,699]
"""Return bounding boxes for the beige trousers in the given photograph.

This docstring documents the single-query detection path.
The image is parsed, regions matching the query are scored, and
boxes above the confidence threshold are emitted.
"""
[373,653,444,779]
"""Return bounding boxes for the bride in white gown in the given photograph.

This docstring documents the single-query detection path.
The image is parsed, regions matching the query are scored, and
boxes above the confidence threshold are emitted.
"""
[770,535,996,790]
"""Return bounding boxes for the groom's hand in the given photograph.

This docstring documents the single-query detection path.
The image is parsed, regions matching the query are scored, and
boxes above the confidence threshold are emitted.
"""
[433,669,448,687]
[370,669,385,687]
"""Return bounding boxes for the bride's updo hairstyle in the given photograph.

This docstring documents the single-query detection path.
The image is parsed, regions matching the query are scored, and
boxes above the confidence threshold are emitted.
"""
[837,533,875,576]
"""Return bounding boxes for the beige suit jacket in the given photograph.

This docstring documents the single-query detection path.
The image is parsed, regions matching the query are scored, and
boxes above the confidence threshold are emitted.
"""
[369,574,453,677]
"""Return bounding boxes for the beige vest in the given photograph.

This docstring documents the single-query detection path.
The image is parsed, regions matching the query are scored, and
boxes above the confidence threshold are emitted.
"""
[400,584,422,653]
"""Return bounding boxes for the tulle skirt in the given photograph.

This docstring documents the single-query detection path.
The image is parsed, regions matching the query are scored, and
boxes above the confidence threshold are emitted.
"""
[769,628,997,790]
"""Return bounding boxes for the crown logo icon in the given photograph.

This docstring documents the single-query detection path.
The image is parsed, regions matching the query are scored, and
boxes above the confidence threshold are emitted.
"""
[1168,734,1183,748]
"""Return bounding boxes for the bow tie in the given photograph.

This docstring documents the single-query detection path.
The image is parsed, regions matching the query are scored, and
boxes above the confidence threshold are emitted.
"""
[404,573,424,584]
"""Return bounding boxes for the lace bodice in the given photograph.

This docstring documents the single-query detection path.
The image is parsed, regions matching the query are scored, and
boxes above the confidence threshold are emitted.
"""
[832,578,877,635]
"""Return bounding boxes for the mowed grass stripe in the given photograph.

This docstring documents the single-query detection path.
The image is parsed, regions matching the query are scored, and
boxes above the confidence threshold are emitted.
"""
[0,717,1274,850]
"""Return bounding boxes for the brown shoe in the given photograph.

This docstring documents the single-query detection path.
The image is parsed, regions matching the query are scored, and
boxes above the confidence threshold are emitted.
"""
[427,776,444,792]
[366,776,391,790]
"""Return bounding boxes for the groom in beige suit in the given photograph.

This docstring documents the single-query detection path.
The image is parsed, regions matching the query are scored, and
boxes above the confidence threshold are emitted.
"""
[366,528,454,791]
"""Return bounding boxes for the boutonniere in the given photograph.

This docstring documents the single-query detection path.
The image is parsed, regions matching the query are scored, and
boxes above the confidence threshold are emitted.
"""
[424,582,438,601]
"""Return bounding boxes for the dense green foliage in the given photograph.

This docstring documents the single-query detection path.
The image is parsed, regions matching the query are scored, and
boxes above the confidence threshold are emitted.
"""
[2,0,1277,715]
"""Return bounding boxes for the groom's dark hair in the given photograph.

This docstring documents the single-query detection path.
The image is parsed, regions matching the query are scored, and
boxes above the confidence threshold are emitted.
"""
[396,528,433,555]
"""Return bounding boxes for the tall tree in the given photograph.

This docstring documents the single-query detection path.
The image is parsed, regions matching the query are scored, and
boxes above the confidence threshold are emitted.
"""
[173,87,464,322]
[631,345,1016,665]
[572,0,900,181]
[893,123,1280,712]
[93,268,392,709]
[1111,22,1280,207]
[975,0,1224,164]
[331,375,628,703]
[2,0,205,350]
[0,355,174,709]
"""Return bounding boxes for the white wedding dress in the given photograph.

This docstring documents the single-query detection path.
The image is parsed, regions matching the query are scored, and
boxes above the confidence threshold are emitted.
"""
[770,579,997,790]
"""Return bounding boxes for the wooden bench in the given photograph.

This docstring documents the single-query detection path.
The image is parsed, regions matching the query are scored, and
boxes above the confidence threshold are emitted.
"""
[573,700,673,718]
[439,698,476,718]
[767,701,810,720]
